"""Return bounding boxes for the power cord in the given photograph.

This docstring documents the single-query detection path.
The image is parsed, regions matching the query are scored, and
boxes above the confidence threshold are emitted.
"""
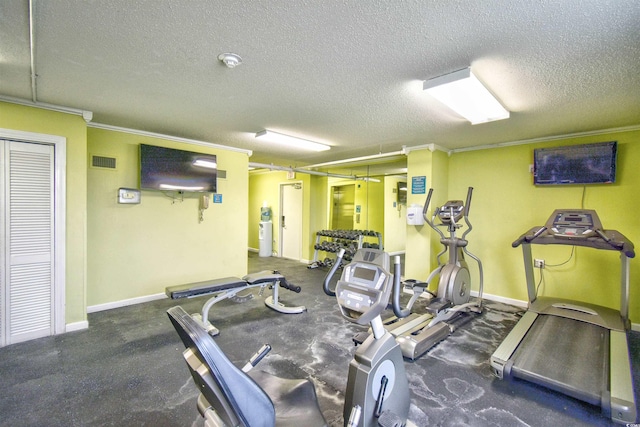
[535,246,575,298]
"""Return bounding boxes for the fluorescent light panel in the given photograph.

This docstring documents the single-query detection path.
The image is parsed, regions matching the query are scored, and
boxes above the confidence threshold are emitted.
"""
[423,68,509,124]
[255,130,331,152]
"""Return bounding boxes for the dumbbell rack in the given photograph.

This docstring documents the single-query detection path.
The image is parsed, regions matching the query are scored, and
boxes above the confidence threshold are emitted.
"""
[307,229,383,269]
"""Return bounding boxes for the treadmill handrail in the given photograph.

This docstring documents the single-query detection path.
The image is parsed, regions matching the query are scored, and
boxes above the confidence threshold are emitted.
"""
[513,226,635,257]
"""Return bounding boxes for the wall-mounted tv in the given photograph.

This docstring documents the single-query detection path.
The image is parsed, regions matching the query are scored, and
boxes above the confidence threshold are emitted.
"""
[533,141,617,185]
[139,144,217,192]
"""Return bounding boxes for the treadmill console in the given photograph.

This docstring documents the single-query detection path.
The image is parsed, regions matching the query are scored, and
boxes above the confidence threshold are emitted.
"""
[545,209,602,240]
[438,200,465,224]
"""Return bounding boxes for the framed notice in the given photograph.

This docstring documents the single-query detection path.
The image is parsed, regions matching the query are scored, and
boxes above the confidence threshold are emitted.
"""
[411,176,426,194]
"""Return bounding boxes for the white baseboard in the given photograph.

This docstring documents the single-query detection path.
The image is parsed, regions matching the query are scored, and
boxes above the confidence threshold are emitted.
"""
[472,291,528,308]
[87,292,167,313]
[65,320,89,332]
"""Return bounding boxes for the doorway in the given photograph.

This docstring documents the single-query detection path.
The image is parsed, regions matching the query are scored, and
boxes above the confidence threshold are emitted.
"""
[0,129,66,347]
[279,182,303,260]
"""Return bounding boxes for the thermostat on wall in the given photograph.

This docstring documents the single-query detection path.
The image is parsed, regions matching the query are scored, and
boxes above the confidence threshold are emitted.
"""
[118,188,141,204]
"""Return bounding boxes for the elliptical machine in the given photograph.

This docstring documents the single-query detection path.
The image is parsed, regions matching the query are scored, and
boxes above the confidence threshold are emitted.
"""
[324,248,414,427]
[386,186,484,360]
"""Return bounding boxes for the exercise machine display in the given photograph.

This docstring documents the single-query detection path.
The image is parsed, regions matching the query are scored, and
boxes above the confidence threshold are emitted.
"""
[490,209,636,424]
[167,246,415,427]
[380,187,483,360]
[166,270,305,336]
[323,248,413,426]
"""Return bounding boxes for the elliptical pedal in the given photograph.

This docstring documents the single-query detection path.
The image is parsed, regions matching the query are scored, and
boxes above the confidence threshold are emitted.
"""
[377,410,406,427]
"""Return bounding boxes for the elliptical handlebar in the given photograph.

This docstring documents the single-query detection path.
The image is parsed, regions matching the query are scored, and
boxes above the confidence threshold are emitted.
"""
[461,187,474,241]
[423,188,448,241]
[391,256,411,318]
[464,186,473,217]
[422,188,434,221]
[322,248,345,296]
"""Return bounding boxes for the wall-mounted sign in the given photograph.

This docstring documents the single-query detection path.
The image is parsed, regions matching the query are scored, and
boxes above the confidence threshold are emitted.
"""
[411,176,426,194]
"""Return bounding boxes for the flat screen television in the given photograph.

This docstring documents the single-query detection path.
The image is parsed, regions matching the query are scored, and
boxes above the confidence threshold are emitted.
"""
[139,144,217,192]
[533,141,617,185]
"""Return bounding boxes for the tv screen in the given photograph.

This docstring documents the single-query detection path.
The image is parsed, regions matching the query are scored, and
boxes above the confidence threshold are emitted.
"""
[533,141,617,185]
[139,144,217,192]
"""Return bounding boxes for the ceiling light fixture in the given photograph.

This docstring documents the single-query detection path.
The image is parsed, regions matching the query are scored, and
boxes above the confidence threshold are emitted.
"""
[255,130,331,152]
[423,68,509,124]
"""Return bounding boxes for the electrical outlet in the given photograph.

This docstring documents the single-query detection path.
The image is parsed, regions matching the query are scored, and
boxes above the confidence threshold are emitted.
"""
[534,259,545,269]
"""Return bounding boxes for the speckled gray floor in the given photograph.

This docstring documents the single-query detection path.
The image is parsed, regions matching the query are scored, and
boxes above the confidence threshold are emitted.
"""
[0,252,638,426]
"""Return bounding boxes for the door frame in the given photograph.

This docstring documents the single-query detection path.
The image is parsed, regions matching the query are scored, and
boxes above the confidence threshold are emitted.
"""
[0,127,66,337]
[279,181,303,260]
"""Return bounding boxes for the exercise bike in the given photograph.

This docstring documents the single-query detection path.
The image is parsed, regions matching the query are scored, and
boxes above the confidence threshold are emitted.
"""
[167,246,414,427]
[323,248,413,427]
[384,186,484,360]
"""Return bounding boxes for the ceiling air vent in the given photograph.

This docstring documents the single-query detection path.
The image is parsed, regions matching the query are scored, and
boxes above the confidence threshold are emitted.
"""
[91,155,117,169]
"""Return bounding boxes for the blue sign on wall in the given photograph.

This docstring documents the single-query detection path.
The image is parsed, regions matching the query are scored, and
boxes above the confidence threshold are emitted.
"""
[213,193,223,203]
[411,176,426,194]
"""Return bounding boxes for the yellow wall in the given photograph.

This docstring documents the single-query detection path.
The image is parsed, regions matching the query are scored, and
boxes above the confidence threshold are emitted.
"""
[87,127,249,306]
[405,148,450,279]
[309,174,329,255]
[383,175,407,253]
[414,130,639,322]
[0,102,88,324]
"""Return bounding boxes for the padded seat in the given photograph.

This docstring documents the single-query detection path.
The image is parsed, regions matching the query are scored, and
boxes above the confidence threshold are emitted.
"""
[167,306,327,427]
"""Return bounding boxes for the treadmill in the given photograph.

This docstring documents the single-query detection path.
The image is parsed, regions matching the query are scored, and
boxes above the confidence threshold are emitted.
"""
[490,209,636,424]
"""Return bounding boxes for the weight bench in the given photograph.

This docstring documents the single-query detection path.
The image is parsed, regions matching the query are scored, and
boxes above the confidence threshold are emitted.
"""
[166,270,306,336]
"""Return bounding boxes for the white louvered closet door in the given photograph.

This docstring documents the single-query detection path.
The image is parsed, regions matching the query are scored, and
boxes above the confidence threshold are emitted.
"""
[1,140,55,346]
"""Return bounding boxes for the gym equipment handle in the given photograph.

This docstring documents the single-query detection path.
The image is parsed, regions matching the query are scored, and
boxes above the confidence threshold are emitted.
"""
[323,248,346,296]
[391,256,411,318]
[422,188,434,220]
[623,243,635,258]
[242,344,272,372]
[512,227,547,247]
[280,278,302,293]
[595,229,636,258]
[464,186,473,217]
[374,375,389,418]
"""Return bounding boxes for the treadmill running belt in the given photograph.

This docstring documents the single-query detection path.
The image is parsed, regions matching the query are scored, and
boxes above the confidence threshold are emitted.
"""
[511,314,609,406]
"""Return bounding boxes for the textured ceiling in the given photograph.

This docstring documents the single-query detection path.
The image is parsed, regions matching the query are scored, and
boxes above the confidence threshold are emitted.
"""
[1,0,639,172]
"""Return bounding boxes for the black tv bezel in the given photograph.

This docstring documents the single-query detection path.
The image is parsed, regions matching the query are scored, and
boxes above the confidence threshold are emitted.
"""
[139,144,217,193]
[533,141,617,186]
